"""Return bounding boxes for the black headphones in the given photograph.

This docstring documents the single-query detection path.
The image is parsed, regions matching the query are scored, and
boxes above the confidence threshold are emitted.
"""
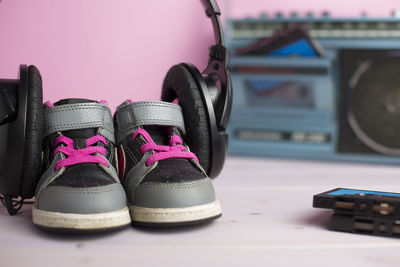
[162,0,232,179]
[0,0,231,215]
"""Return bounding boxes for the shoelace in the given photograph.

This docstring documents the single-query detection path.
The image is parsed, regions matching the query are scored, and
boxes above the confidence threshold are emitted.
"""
[133,128,198,167]
[53,135,109,171]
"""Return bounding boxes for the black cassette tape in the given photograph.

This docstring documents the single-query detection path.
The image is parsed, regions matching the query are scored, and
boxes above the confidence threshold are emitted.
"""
[313,188,400,219]
[330,213,400,238]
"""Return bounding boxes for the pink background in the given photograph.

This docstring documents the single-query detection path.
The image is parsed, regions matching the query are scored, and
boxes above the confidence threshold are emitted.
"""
[0,0,399,110]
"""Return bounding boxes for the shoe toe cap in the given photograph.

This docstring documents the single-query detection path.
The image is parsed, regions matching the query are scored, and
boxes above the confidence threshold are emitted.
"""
[131,178,217,209]
[35,183,127,214]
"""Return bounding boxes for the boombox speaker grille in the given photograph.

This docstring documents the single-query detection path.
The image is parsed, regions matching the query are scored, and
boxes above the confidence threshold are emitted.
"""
[348,55,400,155]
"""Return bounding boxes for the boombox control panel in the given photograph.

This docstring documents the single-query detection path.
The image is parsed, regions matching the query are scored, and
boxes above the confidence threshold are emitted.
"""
[230,11,400,39]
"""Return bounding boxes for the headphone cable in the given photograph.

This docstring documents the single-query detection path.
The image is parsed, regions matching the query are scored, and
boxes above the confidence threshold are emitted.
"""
[0,194,34,215]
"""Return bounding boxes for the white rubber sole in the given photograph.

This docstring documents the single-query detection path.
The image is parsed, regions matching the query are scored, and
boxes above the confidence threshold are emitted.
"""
[129,200,222,224]
[32,206,131,230]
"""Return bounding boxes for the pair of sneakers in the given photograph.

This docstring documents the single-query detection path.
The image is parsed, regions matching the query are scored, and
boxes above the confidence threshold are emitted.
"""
[32,99,222,231]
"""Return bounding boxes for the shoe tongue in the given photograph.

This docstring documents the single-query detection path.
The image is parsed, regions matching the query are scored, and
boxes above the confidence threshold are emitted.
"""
[54,98,98,106]
[54,98,99,144]
[142,125,170,146]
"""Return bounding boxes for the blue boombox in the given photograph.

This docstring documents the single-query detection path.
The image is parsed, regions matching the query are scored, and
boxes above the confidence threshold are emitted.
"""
[226,12,400,164]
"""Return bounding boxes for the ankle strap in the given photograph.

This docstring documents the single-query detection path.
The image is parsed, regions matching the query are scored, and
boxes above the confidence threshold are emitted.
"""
[43,103,115,142]
[114,101,186,144]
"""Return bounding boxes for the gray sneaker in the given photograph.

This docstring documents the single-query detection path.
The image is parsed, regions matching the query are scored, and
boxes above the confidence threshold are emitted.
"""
[114,100,222,226]
[32,99,131,231]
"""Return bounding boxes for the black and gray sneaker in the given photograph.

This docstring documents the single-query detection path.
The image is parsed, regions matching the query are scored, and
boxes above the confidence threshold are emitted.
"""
[32,99,131,231]
[114,100,222,227]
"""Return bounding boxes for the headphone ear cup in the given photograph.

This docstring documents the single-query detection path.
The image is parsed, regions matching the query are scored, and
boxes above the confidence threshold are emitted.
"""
[161,64,211,175]
[20,65,43,198]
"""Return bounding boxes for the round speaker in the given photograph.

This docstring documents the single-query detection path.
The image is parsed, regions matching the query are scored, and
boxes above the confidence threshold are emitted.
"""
[348,55,400,155]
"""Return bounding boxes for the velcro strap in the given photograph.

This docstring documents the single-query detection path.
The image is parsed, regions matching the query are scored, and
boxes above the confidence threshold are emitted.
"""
[43,103,115,143]
[115,101,186,144]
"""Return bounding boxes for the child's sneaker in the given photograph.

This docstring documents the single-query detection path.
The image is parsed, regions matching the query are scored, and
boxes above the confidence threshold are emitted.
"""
[32,99,131,231]
[114,100,222,226]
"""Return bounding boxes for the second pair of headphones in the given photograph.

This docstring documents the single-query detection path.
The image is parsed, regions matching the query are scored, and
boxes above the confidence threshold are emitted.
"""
[0,0,232,215]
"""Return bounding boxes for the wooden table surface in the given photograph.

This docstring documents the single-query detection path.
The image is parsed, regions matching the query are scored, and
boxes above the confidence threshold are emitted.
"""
[1,156,400,267]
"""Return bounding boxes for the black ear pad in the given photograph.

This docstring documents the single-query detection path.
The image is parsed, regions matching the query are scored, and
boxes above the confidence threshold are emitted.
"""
[20,65,43,198]
[161,64,211,174]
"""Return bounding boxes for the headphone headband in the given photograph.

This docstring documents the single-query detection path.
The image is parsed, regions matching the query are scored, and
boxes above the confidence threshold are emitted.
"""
[201,0,221,15]
[200,0,231,131]
[201,0,224,46]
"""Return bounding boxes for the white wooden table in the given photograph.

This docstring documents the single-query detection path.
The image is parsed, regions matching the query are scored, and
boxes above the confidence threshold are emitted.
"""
[1,156,400,267]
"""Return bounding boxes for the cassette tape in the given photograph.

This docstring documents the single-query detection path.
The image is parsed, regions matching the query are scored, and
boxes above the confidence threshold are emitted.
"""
[330,213,400,238]
[313,188,400,219]
[234,25,324,57]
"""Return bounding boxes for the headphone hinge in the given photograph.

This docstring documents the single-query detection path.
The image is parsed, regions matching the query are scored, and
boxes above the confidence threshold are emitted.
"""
[209,45,226,62]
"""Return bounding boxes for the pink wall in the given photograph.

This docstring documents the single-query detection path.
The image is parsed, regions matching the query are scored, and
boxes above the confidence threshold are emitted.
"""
[0,0,399,110]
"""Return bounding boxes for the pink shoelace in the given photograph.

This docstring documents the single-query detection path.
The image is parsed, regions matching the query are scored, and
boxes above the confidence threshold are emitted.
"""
[53,135,109,171]
[133,129,198,166]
